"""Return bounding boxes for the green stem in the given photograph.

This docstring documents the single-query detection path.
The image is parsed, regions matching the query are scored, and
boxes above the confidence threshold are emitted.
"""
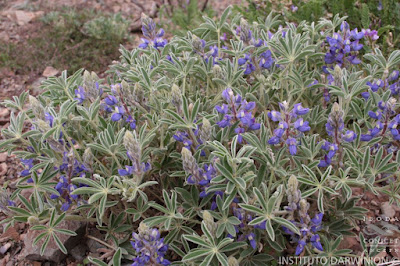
[61,128,83,163]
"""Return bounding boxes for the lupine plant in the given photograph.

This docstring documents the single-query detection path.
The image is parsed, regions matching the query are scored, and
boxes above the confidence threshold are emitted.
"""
[1,7,400,266]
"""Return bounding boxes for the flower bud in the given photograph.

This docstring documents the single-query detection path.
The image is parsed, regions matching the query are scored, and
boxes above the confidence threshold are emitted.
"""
[192,35,205,52]
[286,175,301,214]
[121,80,130,94]
[83,71,102,100]
[181,148,199,176]
[36,119,51,132]
[133,83,145,104]
[83,148,93,169]
[199,118,211,143]
[299,199,310,223]
[383,68,389,80]
[46,138,65,153]
[83,70,91,84]
[240,18,251,42]
[141,13,156,38]
[123,131,141,163]
[212,65,224,80]
[333,65,343,86]
[28,216,40,225]
[29,96,45,120]
[203,210,217,236]
[288,175,298,191]
[171,84,182,111]
[111,83,122,95]
[138,222,149,235]
[228,257,239,266]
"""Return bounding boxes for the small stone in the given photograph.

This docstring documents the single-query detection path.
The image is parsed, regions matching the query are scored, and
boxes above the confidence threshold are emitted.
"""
[338,236,362,252]
[0,243,12,254]
[70,244,87,262]
[0,32,9,42]
[21,188,34,199]
[381,202,396,218]
[0,226,19,242]
[14,10,44,25]
[374,250,387,260]
[0,152,8,162]
[14,10,35,25]
[351,187,363,196]
[0,108,10,118]
[19,234,26,241]
[364,191,375,200]
[0,163,8,176]
[42,67,59,78]
[371,200,378,206]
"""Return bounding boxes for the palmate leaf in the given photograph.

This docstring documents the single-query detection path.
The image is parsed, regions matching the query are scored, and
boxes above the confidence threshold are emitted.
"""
[183,249,213,261]
[31,209,77,256]
[71,175,117,225]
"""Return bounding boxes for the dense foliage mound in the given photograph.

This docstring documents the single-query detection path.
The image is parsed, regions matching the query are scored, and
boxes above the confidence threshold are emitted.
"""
[1,7,400,265]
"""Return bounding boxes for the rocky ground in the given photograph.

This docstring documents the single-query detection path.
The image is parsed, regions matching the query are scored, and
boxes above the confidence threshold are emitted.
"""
[0,0,399,265]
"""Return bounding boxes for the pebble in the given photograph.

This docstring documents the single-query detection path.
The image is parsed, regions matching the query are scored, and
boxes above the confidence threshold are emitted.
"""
[381,202,396,218]
[0,163,8,176]
[0,243,12,254]
[0,108,10,118]
[0,152,8,162]
[42,67,59,78]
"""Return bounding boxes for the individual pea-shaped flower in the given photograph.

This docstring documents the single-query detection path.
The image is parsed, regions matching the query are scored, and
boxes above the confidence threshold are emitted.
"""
[259,50,274,69]
[310,234,323,251]
[247,233,257,250]
[118,165,136,176]
[104,95,118,106]
[318,141,338,167]
[292,103,310,116]
[286,137,297,155]
[126,115,136,129]
[74,86,86,104]
[294,118,311,132]
[342,130,357,142]
[295,240,307,256]
[20,159,34,181]
[111,106,125,121]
